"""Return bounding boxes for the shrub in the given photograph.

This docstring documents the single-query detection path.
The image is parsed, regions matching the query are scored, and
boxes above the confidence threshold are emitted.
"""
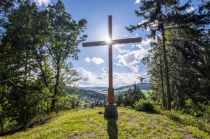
[56,95,82,110]
[134,99,155,112]
[183,99,210,122]
[201,105,210,122]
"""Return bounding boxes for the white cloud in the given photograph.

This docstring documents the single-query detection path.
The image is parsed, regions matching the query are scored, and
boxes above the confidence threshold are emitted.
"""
[113,72,146,87]
[114,44,130,54]
[135,0,141,4]
[76,68,107,87]
[34,0,51,6]
[85,57,104,65]
[117,50,145,73]
[115,38,154,73]
[185,6,195,13]
[76,67,147,87]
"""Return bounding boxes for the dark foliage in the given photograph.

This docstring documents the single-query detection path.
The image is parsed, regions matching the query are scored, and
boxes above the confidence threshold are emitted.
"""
[134,99,155,113]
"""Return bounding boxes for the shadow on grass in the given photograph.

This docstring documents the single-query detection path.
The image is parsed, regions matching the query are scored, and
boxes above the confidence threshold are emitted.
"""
[106,118,118,139]
[134,109,160,114]
[166,113,210,134]
[168,114,182,122]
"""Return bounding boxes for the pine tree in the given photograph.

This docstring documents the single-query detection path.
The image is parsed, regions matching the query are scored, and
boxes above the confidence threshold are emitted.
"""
[127,0,180,109]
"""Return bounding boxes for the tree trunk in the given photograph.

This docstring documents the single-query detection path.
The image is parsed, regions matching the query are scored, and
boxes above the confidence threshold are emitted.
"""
[34,50,49,88]
[51,65,60,112]
[0,117,4,135]
[161,26,171,109]
[24,50,28,83]
[176,82,185,109]
[159,56,166,109]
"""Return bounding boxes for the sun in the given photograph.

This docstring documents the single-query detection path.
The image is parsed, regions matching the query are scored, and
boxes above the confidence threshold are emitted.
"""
[105,37,112,44]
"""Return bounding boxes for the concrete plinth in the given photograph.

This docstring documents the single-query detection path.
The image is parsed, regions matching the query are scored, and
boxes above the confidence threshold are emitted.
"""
[104,104,118,118]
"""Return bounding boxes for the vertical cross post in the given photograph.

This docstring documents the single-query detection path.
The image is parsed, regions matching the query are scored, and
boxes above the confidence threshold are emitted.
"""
[108,15,114,104]
[104,15,118,118]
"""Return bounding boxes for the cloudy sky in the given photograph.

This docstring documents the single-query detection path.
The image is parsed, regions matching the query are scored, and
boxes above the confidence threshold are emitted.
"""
[34,0,152,87]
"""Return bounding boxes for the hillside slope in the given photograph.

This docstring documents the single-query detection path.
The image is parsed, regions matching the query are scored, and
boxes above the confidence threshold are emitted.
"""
[98,83,150,95]
[3,108,210,139]
[65,87,106,102]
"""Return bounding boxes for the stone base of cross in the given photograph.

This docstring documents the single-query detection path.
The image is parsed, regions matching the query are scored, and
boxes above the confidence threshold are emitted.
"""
[83,15,141,118]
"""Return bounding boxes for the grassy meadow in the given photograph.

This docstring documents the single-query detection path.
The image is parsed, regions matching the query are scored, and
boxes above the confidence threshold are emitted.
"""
[2,107,210,139]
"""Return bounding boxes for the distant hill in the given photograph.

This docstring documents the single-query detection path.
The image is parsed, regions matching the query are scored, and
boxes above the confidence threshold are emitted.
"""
[98,83,150,95]
[115,83,150,91]
[65,87,106,103]
[65,83,150,102]
[78,87,107,91]
[79,83,150,92]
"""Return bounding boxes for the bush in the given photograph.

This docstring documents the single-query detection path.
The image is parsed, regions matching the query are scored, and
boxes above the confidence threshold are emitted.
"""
[134,99,155,112]
[183,99,210,122]
[56,95,82,110]
[202,106,210,122]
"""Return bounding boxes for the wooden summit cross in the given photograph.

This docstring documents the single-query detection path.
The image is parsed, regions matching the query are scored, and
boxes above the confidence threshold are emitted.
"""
[83,15,141,117]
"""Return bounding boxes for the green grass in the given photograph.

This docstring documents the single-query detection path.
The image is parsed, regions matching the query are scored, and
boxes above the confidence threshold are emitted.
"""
[2,107,210,139]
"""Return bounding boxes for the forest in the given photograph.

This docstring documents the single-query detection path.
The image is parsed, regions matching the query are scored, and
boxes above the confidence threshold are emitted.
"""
[0,0,210,137]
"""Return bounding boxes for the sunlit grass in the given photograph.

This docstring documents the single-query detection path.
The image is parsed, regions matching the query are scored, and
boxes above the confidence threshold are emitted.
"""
[3,107,210,139]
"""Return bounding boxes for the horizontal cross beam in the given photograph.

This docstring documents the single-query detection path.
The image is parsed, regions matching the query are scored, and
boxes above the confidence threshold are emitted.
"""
[83,41,106,47]
[82,37,141,47]
[112,38,141,45]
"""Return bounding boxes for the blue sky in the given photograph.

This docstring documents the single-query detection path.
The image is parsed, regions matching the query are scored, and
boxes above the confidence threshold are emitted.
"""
[34,0,198,87]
